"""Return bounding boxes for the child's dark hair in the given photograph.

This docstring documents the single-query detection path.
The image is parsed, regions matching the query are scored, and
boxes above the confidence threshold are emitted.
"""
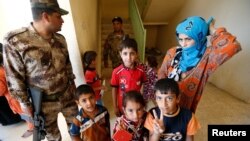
[119,37,138,52]
[122,90,146,108]
[154,78,180,96]
[75,84,95,100]
[82,51,97,70]
[146,55,158,68]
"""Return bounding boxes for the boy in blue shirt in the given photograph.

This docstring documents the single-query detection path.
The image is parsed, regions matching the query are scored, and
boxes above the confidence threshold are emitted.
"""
[69,84,111,141]
[144,78,200,141]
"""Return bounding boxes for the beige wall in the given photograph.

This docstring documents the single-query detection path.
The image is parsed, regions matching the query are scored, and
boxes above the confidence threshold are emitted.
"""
[101,0,129,23]
[144,25,158,48]
[69,0,101,75]
[157,0,250,103]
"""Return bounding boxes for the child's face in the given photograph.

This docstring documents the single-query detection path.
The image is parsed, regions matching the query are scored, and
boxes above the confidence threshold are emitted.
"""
[76,93,96,113]
[90,58,97,68]
[120,48,137,69]
[123,100,145,122]
[155,90,179,115]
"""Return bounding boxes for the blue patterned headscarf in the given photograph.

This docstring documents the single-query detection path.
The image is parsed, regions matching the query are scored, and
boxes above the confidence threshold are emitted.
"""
[176,16,209,72]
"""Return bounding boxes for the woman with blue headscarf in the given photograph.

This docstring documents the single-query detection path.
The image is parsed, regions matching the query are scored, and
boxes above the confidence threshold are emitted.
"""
[158,16,241,113]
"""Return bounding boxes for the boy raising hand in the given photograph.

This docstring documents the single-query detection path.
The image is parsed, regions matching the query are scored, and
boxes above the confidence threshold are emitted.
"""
[152,109,165,136]
[144,78,200,141]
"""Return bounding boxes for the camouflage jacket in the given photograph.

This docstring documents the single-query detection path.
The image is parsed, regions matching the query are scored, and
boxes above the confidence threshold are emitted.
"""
[103,30,128,68]
[3,23,75,105]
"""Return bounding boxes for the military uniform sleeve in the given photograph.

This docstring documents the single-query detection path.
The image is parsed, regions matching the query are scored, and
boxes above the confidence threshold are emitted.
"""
[103,34,112,62]
[208,27,242,72]
[3,33,30,105]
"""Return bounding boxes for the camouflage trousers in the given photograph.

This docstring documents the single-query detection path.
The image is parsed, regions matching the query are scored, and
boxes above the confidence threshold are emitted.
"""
[109,49,122,68]
[41,85,78,141]
[103,47,122,68]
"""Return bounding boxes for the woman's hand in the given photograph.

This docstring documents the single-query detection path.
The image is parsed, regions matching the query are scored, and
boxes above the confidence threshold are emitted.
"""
[209,18,216,35]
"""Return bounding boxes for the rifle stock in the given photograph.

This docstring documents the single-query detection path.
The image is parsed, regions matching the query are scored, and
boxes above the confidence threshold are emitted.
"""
[29,87,46,141]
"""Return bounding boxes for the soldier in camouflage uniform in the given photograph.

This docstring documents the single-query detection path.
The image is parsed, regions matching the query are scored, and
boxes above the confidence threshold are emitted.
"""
[3,0,78,140]
[103,16,128,69]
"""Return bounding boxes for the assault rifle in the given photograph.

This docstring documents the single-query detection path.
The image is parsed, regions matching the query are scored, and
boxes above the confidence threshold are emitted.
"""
[28,87,46,141]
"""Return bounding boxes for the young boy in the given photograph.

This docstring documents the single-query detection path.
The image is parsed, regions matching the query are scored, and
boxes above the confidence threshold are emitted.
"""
[82,51,106,105]
[144,78,200,141]
[110,37,146,117]
[69,84,111,141]
[113,90,148,141]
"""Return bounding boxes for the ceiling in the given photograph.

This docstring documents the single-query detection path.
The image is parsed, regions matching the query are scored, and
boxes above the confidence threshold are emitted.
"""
[101,0,186,24]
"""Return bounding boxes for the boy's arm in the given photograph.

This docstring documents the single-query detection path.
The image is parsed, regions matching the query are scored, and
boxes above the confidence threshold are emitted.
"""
[140,85,144,95]
[70,135,82,141]
[185,135,194,141]
[149,131,161,141]
[184,113,200,141]
[105,108,111,134]
[187,113,201,135]
[112,87,120,116]
[140,66,147,94]
[69,118,83,141]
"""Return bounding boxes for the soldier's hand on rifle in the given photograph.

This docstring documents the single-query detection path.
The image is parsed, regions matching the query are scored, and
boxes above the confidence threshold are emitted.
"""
[20,102,33,118]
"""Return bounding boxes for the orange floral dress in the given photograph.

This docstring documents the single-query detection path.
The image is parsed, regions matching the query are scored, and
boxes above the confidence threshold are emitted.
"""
[158,28,242,112]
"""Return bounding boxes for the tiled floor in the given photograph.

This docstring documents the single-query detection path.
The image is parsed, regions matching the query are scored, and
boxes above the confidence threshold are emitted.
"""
[1,67,250,141]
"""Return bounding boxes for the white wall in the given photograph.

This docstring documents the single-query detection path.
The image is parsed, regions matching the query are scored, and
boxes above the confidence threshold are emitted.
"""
[0,0,32,40]
[69,0,101,75]
[0,0,85,86]
[158,0,250,103]
[59,0,86,86]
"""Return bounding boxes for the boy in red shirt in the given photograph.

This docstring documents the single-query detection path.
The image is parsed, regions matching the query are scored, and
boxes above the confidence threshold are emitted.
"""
[110,37,146,117]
